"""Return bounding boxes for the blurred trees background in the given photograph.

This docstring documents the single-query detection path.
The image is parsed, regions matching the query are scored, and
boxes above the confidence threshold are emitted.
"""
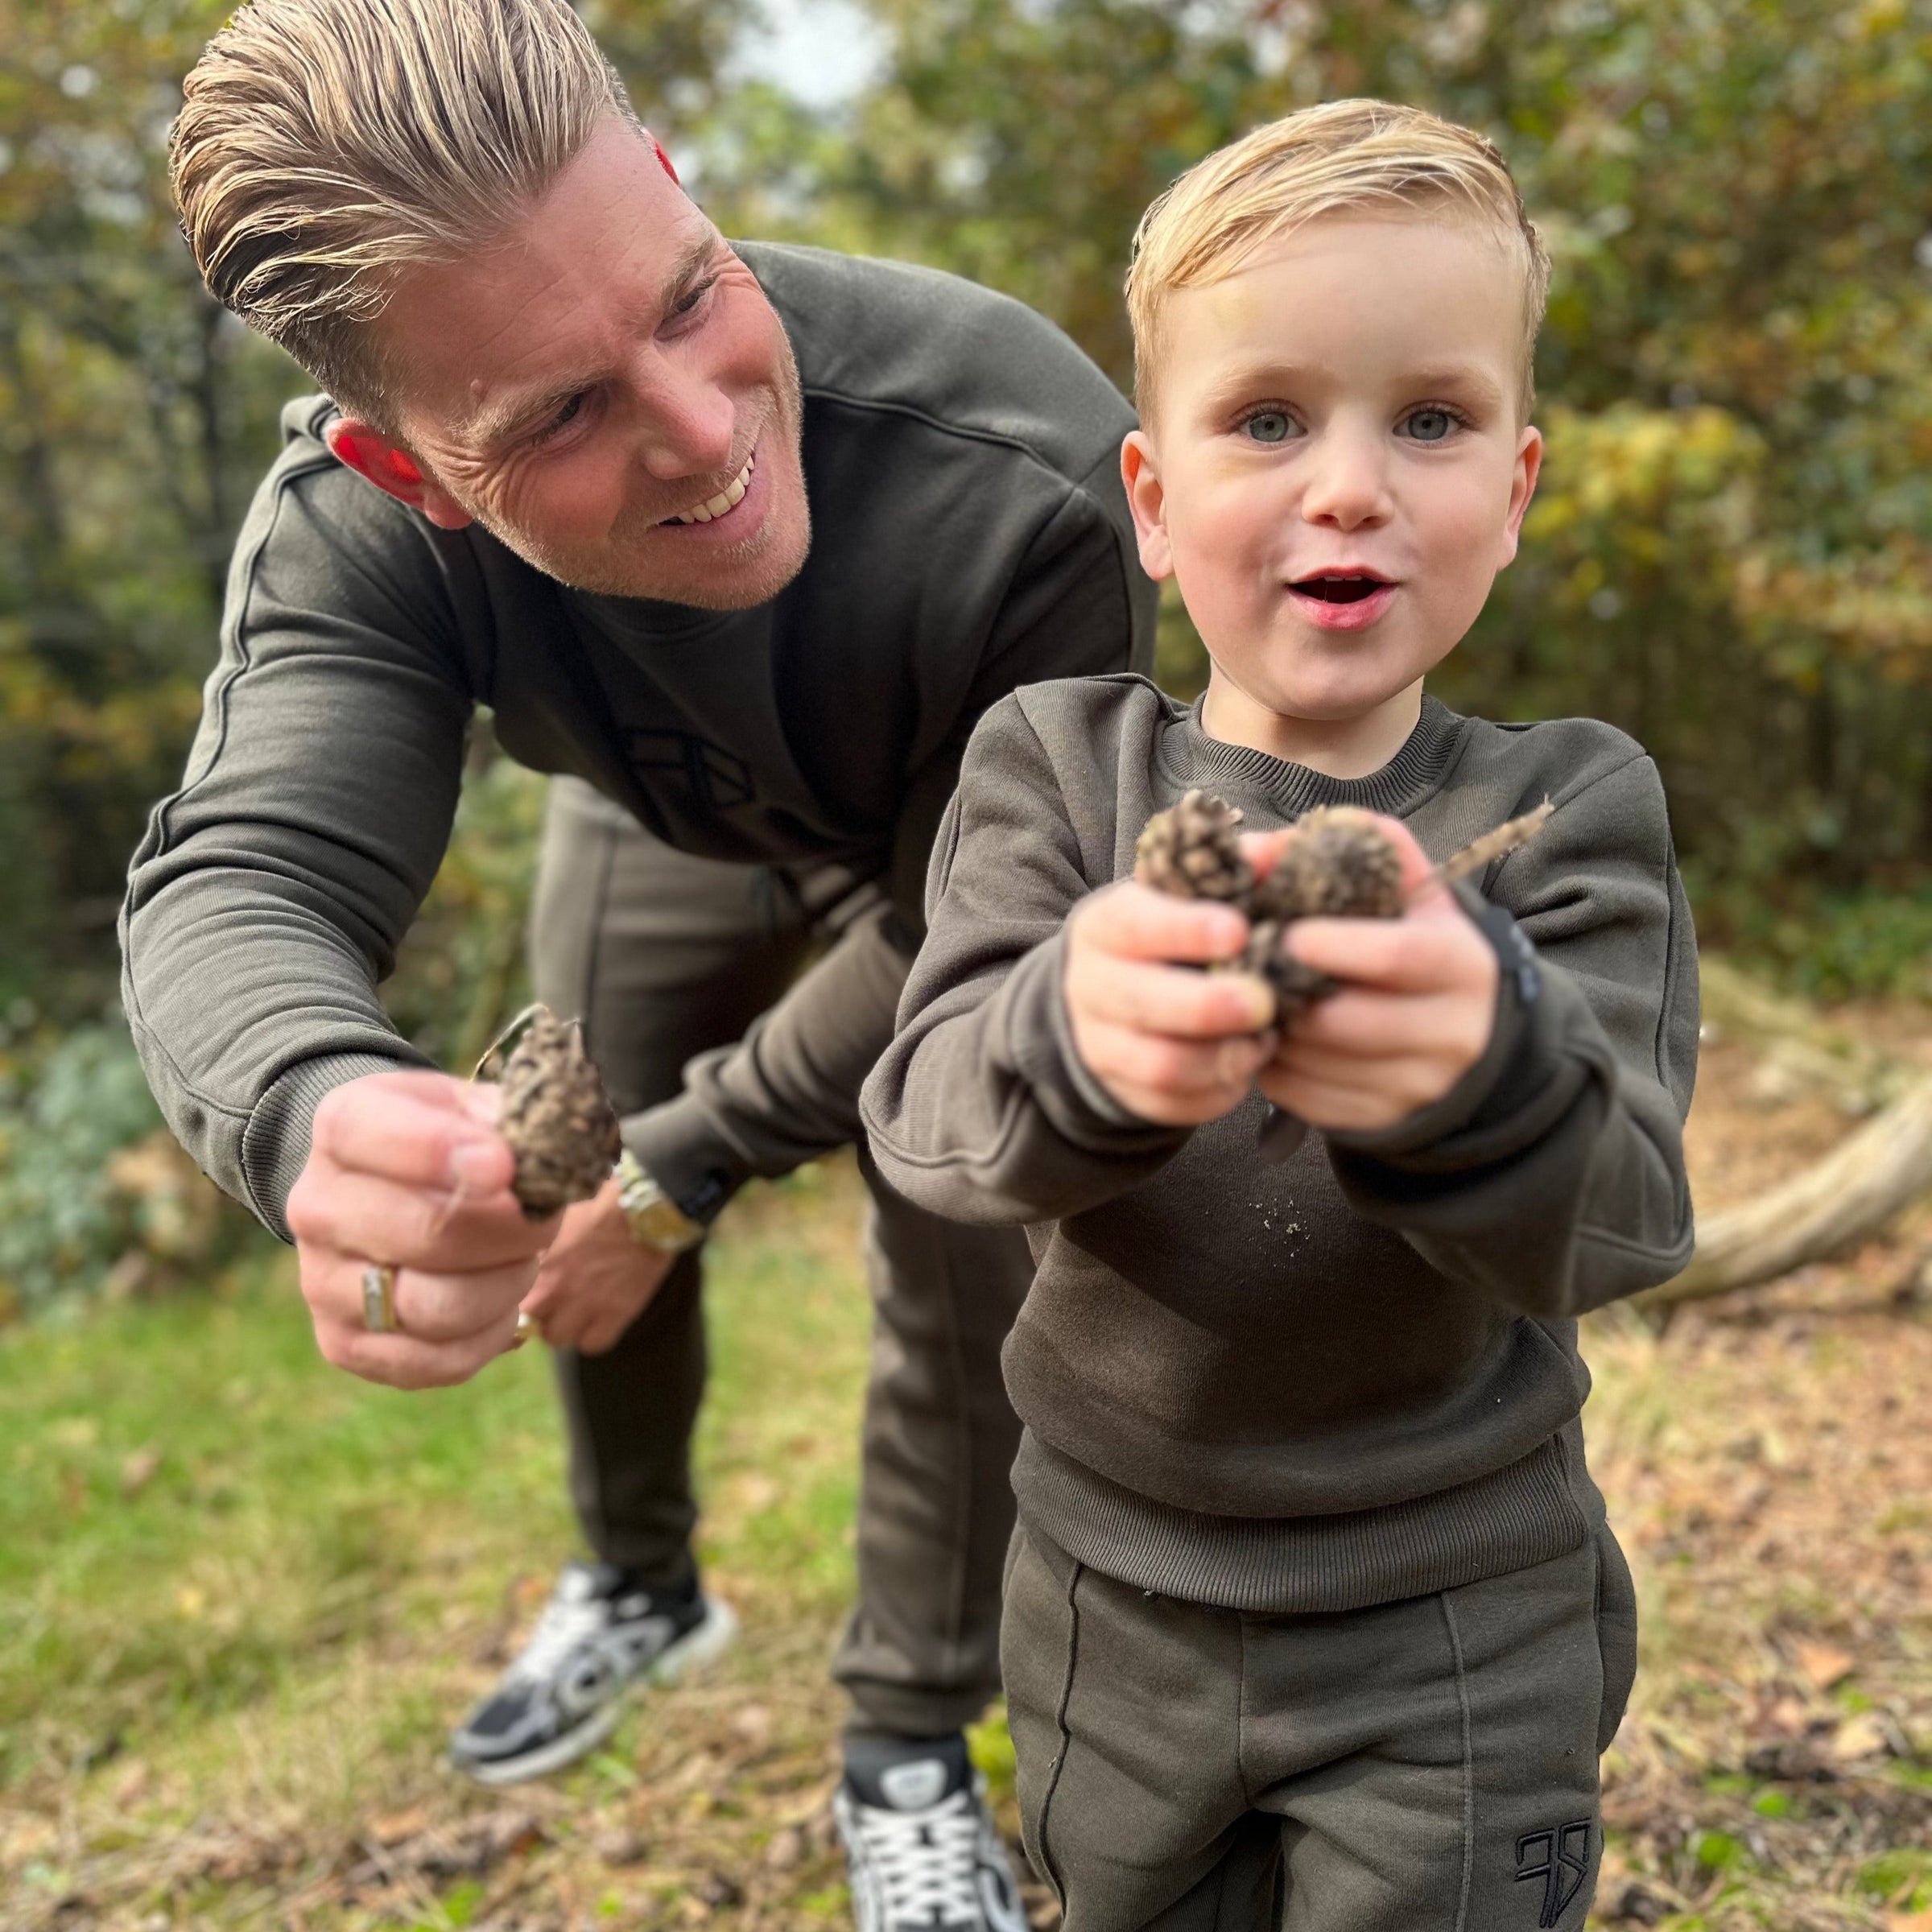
[2,0,1930,1307]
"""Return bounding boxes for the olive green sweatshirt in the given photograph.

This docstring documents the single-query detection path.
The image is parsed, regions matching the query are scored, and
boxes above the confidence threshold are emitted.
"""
[861,674,1698,1612]
[119,244,1154,1236]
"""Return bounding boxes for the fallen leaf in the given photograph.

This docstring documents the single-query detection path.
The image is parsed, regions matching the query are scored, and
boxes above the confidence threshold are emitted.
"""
[365,1806,430,1845]
[1831,1711,1889,1762]
[120,1447,160,1496]
[1794,1641,1855,1691]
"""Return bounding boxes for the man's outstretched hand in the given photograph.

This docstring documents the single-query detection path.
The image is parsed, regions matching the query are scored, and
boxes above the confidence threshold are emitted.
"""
[520,1177,675,1356]
[286,1070,556,1389]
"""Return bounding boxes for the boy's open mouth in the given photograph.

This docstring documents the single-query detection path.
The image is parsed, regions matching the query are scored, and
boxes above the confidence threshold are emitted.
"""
[1290,572,1390,605]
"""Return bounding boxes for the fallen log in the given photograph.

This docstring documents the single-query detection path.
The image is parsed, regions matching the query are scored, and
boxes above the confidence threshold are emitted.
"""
[1639,1071,1932,1311]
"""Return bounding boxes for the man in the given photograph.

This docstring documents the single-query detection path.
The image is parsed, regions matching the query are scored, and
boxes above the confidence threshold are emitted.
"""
[124,0,1154,1922]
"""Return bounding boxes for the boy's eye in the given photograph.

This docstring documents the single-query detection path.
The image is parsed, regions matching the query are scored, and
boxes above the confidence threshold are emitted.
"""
[1402,407,1458,443]
[1242,410,1297,444]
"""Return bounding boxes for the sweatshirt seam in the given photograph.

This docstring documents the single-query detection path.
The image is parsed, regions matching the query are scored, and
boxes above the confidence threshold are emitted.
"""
[147,444,334,857]
[801,386,1117,498]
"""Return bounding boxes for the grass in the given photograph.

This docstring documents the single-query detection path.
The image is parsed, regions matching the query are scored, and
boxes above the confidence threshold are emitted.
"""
[0,1162,878,1930]
[3,1052,1931,1930]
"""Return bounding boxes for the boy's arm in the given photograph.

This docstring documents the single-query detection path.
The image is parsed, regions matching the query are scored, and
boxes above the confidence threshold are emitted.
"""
[1320,752,1698,1317]
[861,696,1208,1226]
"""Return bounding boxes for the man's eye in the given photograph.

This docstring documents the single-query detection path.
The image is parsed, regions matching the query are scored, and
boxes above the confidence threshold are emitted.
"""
[530,393,585,445]
[670,277,716,321]
[1243,410,1296,444]
[1402,407,1459,443]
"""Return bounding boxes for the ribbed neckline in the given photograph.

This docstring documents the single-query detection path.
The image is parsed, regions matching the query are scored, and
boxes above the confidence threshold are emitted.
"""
[1158,691,1466,819]
[571,589,749,646]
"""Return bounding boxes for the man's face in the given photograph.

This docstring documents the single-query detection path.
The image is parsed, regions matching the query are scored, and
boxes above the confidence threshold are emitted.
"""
[377,118,810,607]
[1126,216,1541,724]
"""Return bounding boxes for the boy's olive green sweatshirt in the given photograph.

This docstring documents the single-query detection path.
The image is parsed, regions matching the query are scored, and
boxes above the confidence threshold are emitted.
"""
[860,674,1698,1612]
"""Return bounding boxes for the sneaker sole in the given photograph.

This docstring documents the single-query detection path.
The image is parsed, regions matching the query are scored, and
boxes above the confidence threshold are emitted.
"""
[454,1597,739,1787]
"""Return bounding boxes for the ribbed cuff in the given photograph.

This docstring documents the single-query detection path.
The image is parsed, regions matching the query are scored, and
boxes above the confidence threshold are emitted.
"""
[1326,894,1546,1168]
[242,1050,426,1241]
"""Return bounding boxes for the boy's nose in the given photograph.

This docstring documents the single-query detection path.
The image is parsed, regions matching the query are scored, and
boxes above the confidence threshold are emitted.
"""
[1299,431,1393,532]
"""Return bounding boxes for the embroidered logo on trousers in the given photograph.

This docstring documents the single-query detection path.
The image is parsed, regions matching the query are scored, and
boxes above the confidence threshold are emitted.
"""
[1515,1820,1591,1926]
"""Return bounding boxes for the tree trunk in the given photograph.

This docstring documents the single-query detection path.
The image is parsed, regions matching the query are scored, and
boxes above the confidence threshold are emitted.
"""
[1639,1073,1932,1311]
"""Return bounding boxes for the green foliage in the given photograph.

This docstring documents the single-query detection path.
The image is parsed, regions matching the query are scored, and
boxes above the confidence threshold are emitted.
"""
[713,0,1932,951]
[0,1015,225,1317]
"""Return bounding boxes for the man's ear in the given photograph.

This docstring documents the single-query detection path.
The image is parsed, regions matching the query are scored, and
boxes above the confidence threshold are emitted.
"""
[1121,431,1173,581]
[1496,423,1544,568]
[324,418,474,531]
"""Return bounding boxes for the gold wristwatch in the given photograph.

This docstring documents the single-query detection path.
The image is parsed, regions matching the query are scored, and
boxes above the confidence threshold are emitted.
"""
[616,1150,707,1253]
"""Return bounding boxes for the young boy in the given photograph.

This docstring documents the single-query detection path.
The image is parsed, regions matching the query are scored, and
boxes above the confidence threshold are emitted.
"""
[860,100,1697,1931]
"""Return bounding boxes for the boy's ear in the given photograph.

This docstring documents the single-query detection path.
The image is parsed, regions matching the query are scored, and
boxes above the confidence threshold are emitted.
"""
[1496,424,1544,568]
[324,418,475,531]
[1121,431,1174,582]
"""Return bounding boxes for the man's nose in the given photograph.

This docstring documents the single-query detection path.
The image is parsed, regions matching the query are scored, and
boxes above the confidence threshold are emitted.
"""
[1300,426,1393,532]
[632,361,737,481]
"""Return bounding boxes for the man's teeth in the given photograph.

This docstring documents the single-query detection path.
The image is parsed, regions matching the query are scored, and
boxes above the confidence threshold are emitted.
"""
[669,454,755,525]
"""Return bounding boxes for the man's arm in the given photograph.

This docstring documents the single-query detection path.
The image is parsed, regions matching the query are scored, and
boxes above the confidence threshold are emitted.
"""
[119,428,472,1236]
[1314,753,1699,1318]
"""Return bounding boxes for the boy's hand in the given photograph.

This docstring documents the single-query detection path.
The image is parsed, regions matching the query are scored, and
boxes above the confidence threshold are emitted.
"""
[1257,816,1500,1133]
[1064,870,1277,1125]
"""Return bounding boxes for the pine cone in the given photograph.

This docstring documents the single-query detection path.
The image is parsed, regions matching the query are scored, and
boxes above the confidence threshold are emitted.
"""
[1250,806,1405,923]
[1134,790,1253,902]
[495,1008,622,1219]
[1235,921,1339,1022]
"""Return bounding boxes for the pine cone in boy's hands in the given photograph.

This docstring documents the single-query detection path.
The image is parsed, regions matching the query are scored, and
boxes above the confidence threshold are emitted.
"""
[1236,922,1340,1021]
[491,1008,622,1219]
[1248,805,1406,923]
[1133,794,1406,1025]
[1133,789,1253,902]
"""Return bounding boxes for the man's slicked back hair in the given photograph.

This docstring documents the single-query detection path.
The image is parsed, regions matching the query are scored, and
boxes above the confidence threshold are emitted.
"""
[170,0,641,427]
[1126,99,1550,422]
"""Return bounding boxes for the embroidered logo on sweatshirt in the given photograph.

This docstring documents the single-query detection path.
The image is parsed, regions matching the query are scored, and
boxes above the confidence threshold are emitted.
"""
[626,729,756,809]
[1515,1820,1591,1926]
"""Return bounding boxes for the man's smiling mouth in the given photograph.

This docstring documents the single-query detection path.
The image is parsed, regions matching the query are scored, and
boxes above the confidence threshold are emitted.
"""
[662,452,755,526]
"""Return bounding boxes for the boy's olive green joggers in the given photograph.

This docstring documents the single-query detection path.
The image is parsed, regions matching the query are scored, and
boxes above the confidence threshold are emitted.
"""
[1002,1518,1638,1932]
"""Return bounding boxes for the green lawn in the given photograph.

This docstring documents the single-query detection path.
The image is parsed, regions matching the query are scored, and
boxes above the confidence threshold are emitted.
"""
[0,1161,886,1930]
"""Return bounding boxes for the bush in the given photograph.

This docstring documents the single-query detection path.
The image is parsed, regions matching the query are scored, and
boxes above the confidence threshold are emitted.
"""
[0,1014,250,1320]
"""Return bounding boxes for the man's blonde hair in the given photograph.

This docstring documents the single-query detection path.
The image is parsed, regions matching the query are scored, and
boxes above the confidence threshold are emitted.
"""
[1126,99,1550,420]
[170,0,640,428]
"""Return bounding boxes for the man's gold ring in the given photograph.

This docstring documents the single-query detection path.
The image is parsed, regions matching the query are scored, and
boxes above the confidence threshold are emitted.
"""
[510,1311,538,1349]
[361,1262,400,1335]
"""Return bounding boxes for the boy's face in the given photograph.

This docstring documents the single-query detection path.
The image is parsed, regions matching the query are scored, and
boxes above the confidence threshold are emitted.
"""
[1123,216,1542,727]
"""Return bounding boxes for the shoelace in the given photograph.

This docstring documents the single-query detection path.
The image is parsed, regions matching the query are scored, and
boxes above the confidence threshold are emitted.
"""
[505,1585,613,1682]
[851,1788,985,1926]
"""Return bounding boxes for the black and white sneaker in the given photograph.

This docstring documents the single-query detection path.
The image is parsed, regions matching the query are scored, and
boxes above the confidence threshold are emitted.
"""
[448,1561,736,1785]
[834,1732,1030,1932]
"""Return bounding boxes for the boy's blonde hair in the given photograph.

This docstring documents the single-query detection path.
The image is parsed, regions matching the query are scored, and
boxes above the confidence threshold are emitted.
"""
[170,0,640,430]
[1127,99,1550,420]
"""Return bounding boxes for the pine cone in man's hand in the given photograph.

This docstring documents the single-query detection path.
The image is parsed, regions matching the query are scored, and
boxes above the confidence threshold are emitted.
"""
[491,1008,622,1219]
